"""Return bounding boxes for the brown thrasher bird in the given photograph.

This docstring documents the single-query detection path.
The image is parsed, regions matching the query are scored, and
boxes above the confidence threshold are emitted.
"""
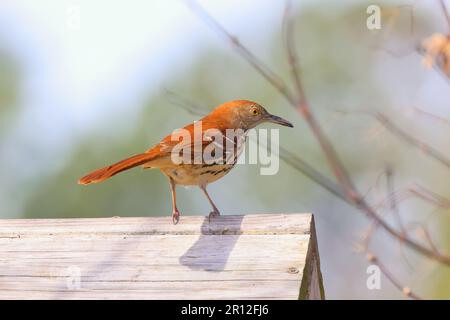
[78,100,293,224]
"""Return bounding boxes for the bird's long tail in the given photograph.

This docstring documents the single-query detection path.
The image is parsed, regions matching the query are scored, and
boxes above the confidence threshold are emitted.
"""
[78,152,156,185]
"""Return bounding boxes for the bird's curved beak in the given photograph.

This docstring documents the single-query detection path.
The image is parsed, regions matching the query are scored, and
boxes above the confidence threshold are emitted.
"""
[266,114,294,128]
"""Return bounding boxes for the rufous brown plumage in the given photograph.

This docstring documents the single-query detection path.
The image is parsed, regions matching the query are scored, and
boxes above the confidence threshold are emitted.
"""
[78,100,293,224]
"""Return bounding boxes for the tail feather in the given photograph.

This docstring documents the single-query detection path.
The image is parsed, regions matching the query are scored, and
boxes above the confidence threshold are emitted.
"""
[78,152,156,185]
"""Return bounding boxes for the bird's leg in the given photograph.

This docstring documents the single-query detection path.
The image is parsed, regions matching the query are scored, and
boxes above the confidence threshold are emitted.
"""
[169,178,180,224]
[200,185,220,222]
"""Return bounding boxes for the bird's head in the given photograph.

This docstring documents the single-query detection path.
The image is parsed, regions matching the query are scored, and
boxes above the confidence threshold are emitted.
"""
[210,100,294,131]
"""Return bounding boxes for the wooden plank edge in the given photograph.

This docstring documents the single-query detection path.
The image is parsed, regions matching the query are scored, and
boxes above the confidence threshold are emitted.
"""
[0,213,313,237]
[298,215,325,300]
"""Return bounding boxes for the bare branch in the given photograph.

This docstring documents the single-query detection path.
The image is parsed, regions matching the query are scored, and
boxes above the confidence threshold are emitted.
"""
[385,165,406,234]
[184,0,297,105]
[163,88,210,116]
[439,0,450,31]
[409,183,450,210]
[416,224,441,255]
[334,109,450,169]
[277,145,348,202]
[185,0,450,268]
[376,113,450,169]
[412,107,450,127]
[360,219,419,299]
[282,0,307,106]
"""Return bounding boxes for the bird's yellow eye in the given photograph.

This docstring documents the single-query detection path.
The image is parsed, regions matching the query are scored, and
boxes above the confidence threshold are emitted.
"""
[251,107,259,115]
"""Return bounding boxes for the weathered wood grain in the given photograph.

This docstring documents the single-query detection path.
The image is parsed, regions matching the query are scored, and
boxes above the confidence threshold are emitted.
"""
[0,213,324,300]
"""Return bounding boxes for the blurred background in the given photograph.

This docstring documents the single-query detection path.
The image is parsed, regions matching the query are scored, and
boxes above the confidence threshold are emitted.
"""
[0,0,449,299]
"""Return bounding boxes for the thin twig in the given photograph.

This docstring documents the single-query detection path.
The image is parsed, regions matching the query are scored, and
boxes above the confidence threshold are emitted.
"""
[417,224,441,255]
[374,183,450,217]
[414,184,450,208]
[385,165,406,234]
[408,183,450,210]
[439,0,450,31]
[376,113,450,169]
[334,109,450,169]
[412,107,450,127]
[359,202,415,272]
[366,252,423,300]
[282,0,307,106]
[360,219,419,299]
[164,88,211,116]
[185,0,297,105]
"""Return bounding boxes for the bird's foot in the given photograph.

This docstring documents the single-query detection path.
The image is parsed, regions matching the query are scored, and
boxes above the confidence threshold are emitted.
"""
[172,211,180,225]
[208,210,220,223]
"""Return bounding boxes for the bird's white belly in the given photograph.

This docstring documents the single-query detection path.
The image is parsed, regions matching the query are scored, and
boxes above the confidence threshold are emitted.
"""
[160,132,246,186]
[161,163,235,186]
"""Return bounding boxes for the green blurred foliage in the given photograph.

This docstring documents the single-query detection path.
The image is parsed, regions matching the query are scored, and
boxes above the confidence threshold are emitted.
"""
[0,47,21,133]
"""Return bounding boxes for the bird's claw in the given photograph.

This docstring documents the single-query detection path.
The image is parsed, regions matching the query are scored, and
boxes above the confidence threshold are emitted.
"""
[208,210,220,223]
[172,212,180,225]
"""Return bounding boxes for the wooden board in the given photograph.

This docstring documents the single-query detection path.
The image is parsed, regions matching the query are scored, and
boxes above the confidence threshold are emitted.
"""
[0,213,324,300]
